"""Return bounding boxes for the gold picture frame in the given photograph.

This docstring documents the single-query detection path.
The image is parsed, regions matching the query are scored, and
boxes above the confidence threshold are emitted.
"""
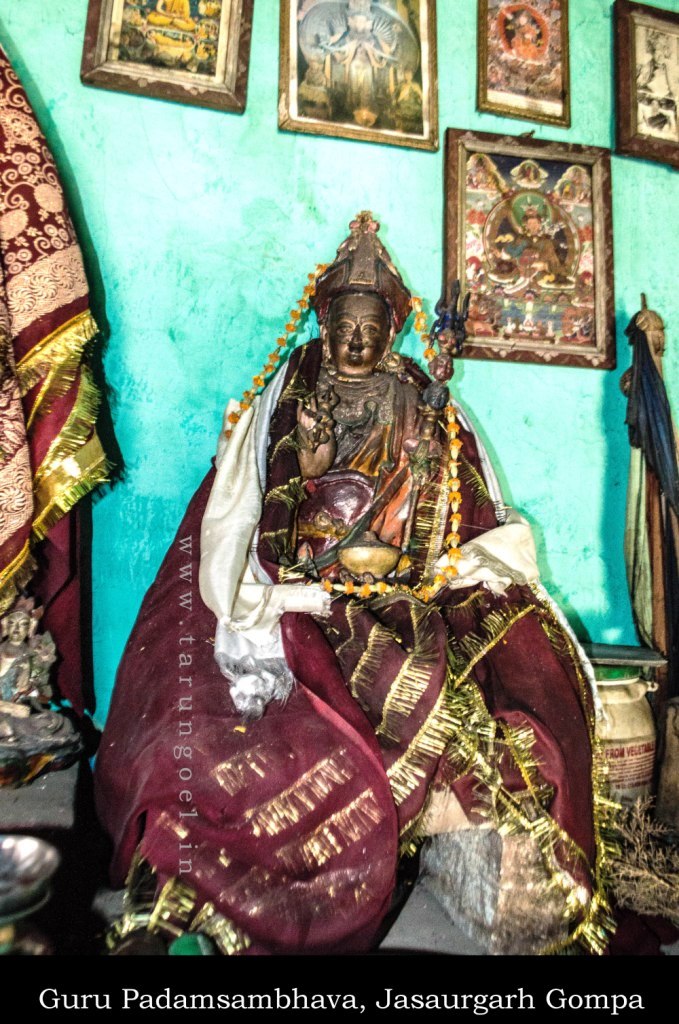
[477,0,570,128]
[81,0,253,113]
[279,0,439,151]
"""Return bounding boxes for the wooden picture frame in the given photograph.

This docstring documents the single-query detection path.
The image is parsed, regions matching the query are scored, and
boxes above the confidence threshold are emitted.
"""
[278,0,439,151]
[445,128,615,370]
[81,0,253,113]
[477,0,570,128]
[615,0,679,169]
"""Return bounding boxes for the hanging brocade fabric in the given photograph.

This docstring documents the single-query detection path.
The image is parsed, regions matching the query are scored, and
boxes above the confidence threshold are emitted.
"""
[0,46,108,713]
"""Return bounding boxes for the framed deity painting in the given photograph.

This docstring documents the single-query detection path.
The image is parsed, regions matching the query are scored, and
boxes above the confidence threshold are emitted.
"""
[615,1,679,169]
[81,0,253,113]
[278,0,439,151]
[445,129,615,370]
[477,0,570,127]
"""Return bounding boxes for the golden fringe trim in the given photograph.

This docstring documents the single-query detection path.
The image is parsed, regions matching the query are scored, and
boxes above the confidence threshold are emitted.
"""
[258,529,293,565]
[459,454,492,508]
[148,877,197,938]
[393,606,538,848]
[263,476,306,510]
[189,902,252,956]
[33,365,101,489]
[422,468,453,585]
[348,619,397,709]
[449,588,487,614]
[271,429,301,461]
[410,480,444,581]
[17,311,99,428]
[387,685,459,810]
[528,594,620,955]
[243,748,355,838]
[279,368,313,406]
[106,851,159,949]
[403,592,617,954]
[375,603,439,744]
[0,540,37,616]
[32,435,109,541]
[448,604,535,687]
[275,788,385,874]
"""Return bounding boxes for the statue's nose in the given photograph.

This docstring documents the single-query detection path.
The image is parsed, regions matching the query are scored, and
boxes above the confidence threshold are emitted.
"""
[348,324,364,349]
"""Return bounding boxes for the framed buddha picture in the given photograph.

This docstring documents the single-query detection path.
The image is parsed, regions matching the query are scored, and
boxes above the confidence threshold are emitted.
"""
[278,0,439,151]
[477,0,570,127]
[615,0,679,169]
[81,0,253,113]
[445,128,615,370]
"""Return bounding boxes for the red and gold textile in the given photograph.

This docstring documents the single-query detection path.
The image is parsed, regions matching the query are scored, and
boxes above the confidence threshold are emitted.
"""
[96,340,614,955]
[0,47,108,711]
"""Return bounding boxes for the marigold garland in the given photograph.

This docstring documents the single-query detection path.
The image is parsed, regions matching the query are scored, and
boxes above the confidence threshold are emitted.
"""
[223,264,329,440]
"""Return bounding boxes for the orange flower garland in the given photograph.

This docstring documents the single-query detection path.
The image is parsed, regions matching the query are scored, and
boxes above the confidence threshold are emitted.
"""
[223,264,329,440]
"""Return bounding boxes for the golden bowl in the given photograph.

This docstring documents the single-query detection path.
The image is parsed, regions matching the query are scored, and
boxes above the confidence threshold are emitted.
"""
[338,532,401,579]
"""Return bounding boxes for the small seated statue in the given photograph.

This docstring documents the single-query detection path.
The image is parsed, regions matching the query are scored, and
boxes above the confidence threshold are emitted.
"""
[96,213,614,955]
[0,597,79,788]
[0,598,55,706]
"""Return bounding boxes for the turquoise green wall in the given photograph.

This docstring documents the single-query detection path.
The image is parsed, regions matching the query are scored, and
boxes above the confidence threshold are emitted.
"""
[1,0,677,725]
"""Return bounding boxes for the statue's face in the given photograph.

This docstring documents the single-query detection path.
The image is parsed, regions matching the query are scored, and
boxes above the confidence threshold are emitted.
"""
[324,292,392,377]
[6,612,30,645]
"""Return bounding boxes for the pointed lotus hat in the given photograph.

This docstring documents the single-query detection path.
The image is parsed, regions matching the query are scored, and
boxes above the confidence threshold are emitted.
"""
[311,211,412,332]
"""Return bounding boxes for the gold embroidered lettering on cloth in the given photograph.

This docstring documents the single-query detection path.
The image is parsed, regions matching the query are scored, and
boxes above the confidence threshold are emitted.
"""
[0,539,36,615]
[212,745,274,796]
[189,902,252,956]
[244,748,355,838]
[348,619,397,709]
[16,310,98,426]
[375,603,439,743]
[275,788,385,873]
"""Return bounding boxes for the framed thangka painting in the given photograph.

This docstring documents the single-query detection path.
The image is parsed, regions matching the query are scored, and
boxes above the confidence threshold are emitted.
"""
[615,1,679,169]
[81,0,253,113]
[279,0,439,151]
[478,0,570,127]
[445,129,615,370]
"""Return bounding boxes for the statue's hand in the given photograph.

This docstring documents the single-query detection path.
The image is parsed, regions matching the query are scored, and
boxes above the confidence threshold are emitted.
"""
[297,396,335,452]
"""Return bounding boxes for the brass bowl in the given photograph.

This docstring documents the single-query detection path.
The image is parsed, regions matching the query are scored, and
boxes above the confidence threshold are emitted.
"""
[0,835,59,923]
[338,533,401,580]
